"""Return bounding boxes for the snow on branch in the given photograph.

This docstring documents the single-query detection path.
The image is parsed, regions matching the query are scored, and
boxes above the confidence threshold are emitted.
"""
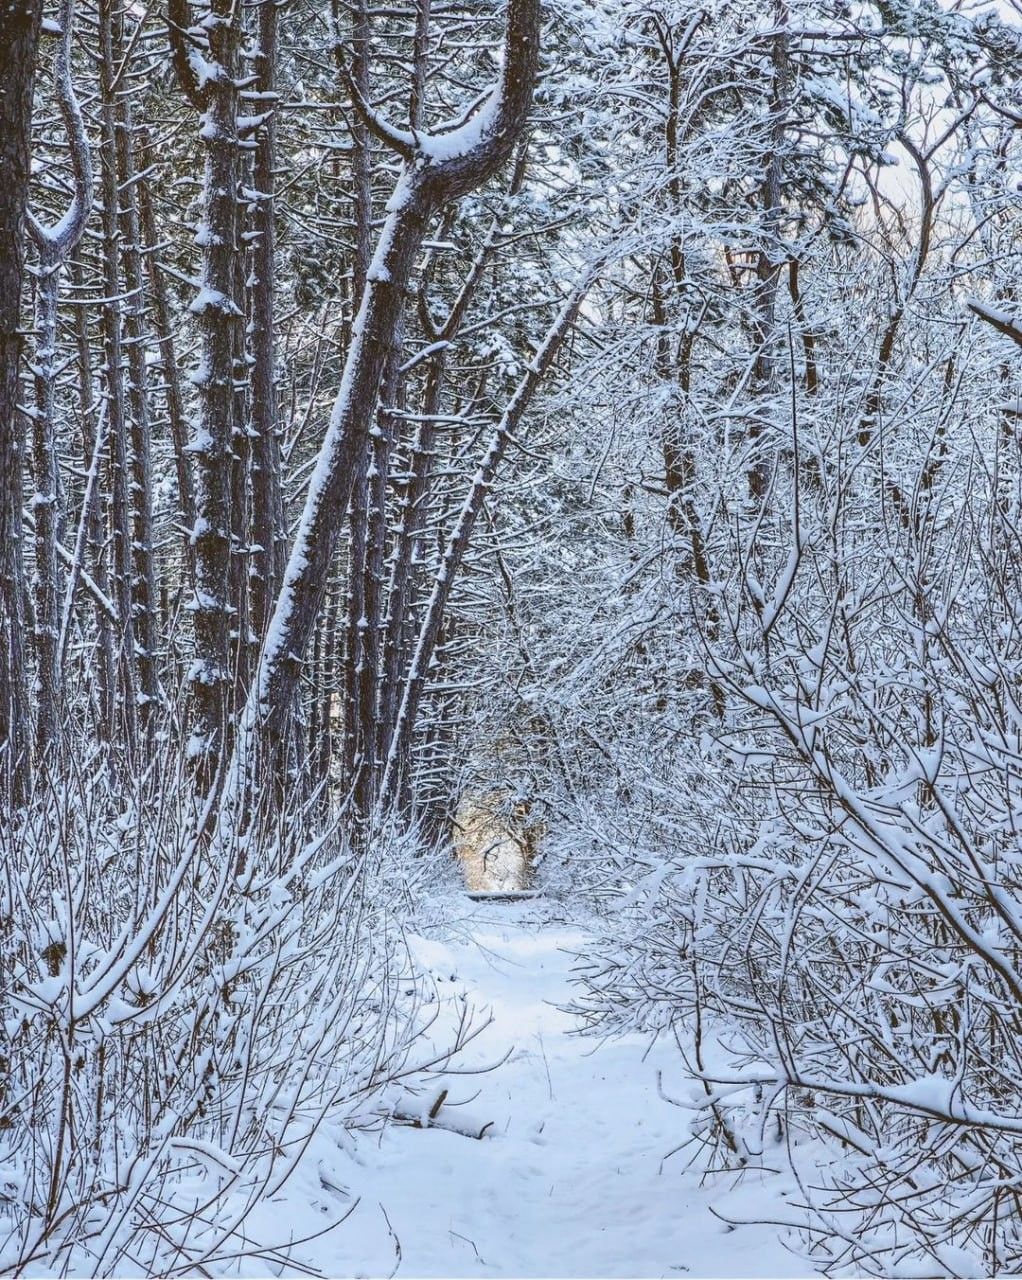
[966,296,1022,348]
[25,0,93,260]
[338,0,540,195]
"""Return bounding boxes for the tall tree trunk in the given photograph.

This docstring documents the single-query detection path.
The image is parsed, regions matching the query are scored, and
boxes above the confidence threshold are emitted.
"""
[109,34,159,739]
[231,177,252,703]
[98,0,139,762]
[28,244,65,756]
[0,0,43,806]
[747,4,789,501]
[26,0,93,759]
[137,137,195,572]
[69,260,116,746]
[247,0,285,645]
[353,342,400,817]
[340,0,374,801]
[343,446,369,787]
[169,0,243,775]
[377,204,504,775]
[378,354,444,765]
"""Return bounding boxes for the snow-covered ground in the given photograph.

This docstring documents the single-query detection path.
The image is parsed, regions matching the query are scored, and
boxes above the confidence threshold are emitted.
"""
[249,895,818,1279]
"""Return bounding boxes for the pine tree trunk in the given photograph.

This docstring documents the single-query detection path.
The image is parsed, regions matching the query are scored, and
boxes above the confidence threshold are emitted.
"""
[378,350,444,763]
[98,0,139,760]
[168,0,244,774]
[747,7,789,500]
[0,0,41,806]
[340,0,374,802]
[26,0,93,759]
[29,248,64,755]
[111,59,160,738]
[137,140,195,568]
[247,0,284,645]
[70,261,116,745]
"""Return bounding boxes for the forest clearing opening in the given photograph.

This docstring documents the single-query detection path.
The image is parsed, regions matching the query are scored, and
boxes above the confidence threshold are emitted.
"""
[451,792,542,893]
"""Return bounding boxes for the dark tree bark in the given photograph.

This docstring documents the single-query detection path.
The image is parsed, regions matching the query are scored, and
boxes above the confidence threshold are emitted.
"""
[378,351,445,764]
[747,3,789,501]
[648,21,721,712]
[787,259,819,396]
[97,0,139,760]
[352,340,400,818]
[69,259,116,745]
[247,0,285,646]
[343,443,369,786]
[137,138,195,569]
[169,0,244,774]
[967,298,1022,349]
[340,0,374,802]
[230,209,251,701]
[112,80,160,738]
[25,0,93,759]
[0,0,42,806]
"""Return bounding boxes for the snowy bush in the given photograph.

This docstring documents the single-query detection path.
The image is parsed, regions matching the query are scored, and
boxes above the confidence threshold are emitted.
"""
[573,389,1022,1274]
[0,755,429,1275]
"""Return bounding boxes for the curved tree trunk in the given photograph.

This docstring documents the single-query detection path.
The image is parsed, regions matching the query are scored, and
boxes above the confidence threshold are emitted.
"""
[240,0,542,803]
[26,0,94,759]
[0,0,43,806]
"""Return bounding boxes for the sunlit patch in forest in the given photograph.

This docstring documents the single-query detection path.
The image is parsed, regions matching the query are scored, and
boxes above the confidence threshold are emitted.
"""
[452,791,541,893]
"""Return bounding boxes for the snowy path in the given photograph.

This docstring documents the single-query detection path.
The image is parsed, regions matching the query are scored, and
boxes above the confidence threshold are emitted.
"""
[282,899,812,1278]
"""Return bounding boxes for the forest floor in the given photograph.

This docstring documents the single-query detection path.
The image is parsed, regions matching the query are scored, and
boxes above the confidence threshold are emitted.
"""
[257,897,818,1279]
